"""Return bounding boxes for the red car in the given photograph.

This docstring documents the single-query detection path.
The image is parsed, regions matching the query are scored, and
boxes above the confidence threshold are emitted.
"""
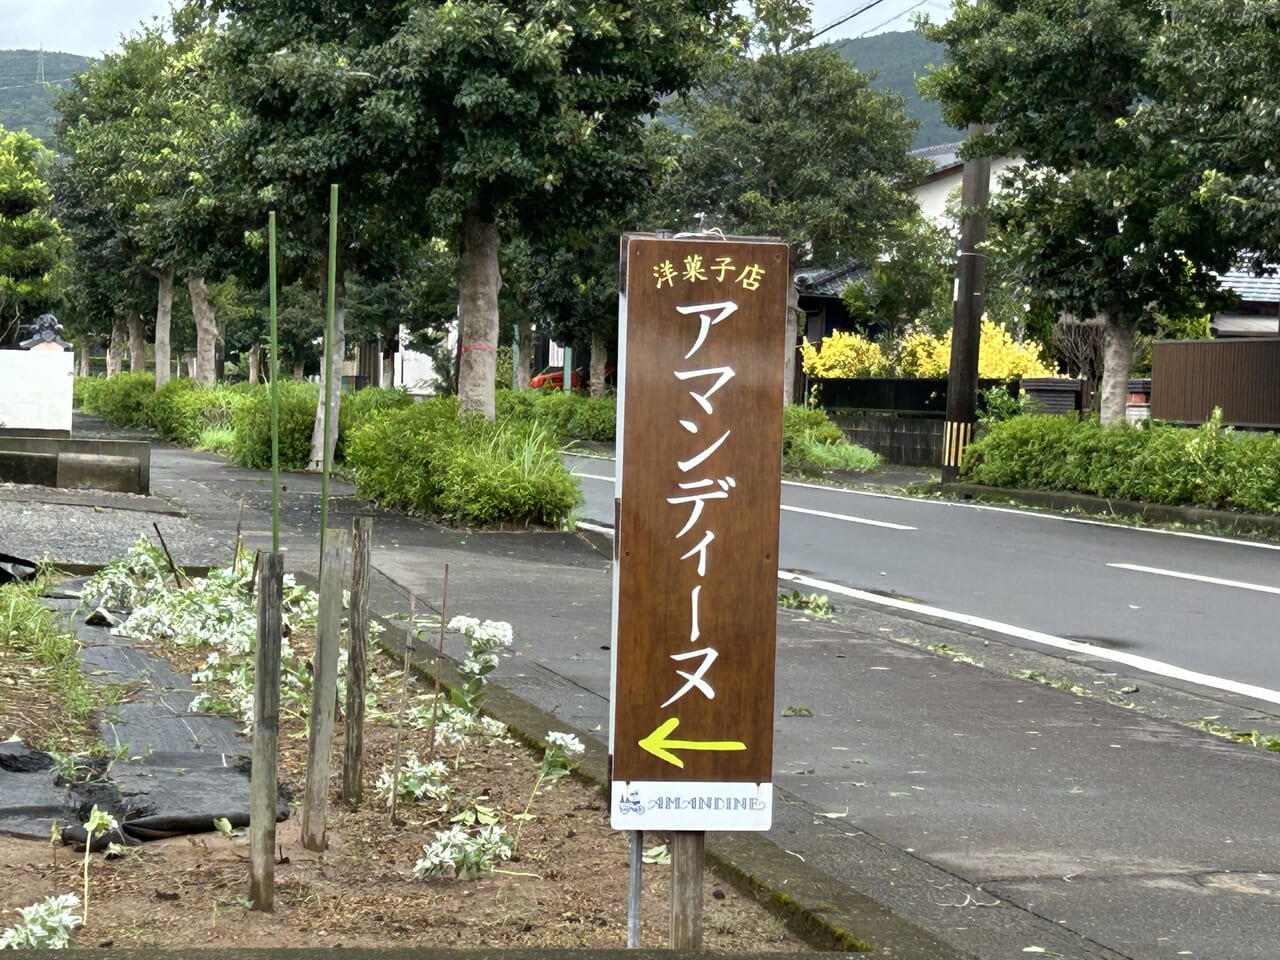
[530,365,615,389]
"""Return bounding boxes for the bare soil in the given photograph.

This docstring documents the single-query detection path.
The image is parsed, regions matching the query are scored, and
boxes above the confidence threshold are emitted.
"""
[1,646,812,952]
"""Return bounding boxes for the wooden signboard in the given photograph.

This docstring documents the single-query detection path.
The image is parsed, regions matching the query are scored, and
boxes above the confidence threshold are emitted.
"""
[610,233,788,832]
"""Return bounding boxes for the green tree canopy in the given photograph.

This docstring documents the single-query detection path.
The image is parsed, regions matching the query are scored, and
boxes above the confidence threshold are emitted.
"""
[206,0,740,419]
[659,5,926,398]
[920,0,1240,424]
[1138,0,1280,263]
[0,126,63,345]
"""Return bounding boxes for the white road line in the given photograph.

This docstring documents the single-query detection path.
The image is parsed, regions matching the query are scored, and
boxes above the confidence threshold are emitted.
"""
[571,459,1278,551]
[782,504,916,531]
[777,570,1280,707]
[572,471,913,531]
[780,479,1280,551]
[1107,563,1280,596]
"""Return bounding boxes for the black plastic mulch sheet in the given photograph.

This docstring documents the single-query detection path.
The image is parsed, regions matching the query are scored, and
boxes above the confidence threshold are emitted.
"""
[0,600,287,847]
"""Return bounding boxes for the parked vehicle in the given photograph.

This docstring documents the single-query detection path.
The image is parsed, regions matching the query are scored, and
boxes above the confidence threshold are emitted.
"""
[530,364,615,389]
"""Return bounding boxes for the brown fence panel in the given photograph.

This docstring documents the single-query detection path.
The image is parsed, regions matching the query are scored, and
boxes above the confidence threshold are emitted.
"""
[1151,339,1280,428]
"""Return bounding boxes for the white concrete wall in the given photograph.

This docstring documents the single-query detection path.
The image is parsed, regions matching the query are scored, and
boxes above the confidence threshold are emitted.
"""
[393,323,449,395]
[0,350,74,433]
[913,156,1022,227]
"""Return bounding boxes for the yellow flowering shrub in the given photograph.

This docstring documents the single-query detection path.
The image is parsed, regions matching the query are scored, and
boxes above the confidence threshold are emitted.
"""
[896,329,950,378]
[892,321,1054,380]
[801,330,889,378]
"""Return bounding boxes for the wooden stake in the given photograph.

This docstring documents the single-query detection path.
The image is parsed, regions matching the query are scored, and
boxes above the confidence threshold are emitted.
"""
[249,551,283,911]
[301,529,347,852]
[342,517,372,808]
[389,594,416,826]
[425,564,448,760]
[151,522,188,589]
[670,831,705,949]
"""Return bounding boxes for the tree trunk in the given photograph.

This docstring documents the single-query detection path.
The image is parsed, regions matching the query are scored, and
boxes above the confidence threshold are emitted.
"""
[189,275,218,387]
[75,338,92,377]
[247,343,262,384]
[154,270,174,389]
[456,206,501,419]
[516,317,534,391]
[107,315,128,376]
[1098,311,1135,427]
[127,309,146,373]
[589,327,607,398]
[308,272,345,471]
[783,280,800,406]
[293,361,305,381]
[215,316,227,383]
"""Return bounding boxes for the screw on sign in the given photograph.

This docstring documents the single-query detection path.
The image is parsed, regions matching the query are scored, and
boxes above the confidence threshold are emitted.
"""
[610,234,789,833]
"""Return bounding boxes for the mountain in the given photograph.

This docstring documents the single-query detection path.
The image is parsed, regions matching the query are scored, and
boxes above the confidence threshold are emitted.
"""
[834,30,957,150]
[0,49,93,147]
[0,35,954,152]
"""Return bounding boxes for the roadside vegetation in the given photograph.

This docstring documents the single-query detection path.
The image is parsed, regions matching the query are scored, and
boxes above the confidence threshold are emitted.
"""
[960,410,1280,516]
[75,375,879,526]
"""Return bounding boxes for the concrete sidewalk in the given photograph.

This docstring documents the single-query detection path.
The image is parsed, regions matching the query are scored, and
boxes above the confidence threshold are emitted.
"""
[30,419,1280,960]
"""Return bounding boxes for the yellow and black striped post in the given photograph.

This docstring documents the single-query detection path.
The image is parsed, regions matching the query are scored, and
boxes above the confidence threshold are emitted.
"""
[943,419,975,475]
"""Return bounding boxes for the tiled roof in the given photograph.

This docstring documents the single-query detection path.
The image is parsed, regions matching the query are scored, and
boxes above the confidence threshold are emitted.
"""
[795,263,865,298]
[1216,266,1280,304]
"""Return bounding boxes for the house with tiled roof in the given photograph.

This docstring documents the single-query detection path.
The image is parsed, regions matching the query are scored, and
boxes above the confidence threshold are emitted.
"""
[909,142,1021,226]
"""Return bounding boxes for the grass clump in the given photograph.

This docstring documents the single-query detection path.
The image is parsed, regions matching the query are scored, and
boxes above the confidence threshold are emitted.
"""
[0,581,102,752]
[230,381,319,470]
[782,404,879,475]
[496,389,616,443]
[345,397,581,526]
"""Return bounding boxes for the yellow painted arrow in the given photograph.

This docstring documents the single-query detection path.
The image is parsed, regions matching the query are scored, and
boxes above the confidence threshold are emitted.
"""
[638,717,747,769]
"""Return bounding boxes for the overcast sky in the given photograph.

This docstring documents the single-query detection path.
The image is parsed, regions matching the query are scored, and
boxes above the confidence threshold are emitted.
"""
[3,0,950,58]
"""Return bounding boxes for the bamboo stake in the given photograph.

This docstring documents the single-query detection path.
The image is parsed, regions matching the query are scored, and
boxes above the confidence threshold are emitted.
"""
[268,211,280,554]
[318,184,338,559]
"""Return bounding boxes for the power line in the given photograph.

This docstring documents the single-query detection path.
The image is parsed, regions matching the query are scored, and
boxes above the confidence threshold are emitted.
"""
[0,77,74,91]
[858,0,938,37]
[809,0,895,45]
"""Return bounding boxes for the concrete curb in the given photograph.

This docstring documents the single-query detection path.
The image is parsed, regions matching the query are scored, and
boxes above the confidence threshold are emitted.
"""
[938,482,1280,539]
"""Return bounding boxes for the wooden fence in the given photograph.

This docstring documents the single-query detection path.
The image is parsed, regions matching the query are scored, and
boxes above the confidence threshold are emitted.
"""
[1150,339,1280,428]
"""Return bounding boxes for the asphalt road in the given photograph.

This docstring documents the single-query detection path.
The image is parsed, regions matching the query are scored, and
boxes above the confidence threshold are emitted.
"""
[565,452,1280,700]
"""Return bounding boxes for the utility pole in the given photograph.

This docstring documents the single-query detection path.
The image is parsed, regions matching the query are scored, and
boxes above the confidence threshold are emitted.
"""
[942,123,992,482]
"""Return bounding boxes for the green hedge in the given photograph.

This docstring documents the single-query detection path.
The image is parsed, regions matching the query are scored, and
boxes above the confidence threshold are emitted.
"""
[961,413,1280,515]
[230,381,320,471]
[345,397,580,526]
[496,389,616,443]
[76,373,156,427]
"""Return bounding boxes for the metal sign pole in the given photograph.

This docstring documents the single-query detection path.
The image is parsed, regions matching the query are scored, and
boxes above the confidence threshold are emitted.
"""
[627,830,642,947]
